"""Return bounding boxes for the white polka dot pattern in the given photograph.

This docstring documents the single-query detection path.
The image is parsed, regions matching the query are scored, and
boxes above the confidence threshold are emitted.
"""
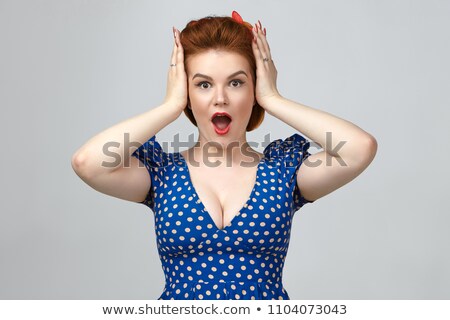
[132,134,314,300]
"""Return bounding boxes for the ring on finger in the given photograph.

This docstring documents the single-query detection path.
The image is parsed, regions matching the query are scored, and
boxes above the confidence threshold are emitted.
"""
[170,63,177,67]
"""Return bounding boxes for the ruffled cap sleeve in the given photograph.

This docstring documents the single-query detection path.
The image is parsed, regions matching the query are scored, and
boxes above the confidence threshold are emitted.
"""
[131,135,166,209]
[264,133,315,211]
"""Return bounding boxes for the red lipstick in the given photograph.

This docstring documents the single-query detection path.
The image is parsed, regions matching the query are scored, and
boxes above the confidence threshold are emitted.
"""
[211,112,232,121]
[211,112,232,135]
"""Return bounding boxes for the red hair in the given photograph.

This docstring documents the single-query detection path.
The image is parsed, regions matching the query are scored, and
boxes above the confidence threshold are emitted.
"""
[179,15,265,132]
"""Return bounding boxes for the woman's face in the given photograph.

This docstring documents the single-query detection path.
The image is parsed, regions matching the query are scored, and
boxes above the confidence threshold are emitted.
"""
[186,49,255,144]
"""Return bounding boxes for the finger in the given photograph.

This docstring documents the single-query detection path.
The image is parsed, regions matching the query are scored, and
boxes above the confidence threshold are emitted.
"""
[261,27,271,54]
[170,44,177,68]
[252,27,264,62]
[252,25,277,80]
[174,29,185,68]
[255,23,272,61]
[260,27,276,73]
[170,27,178,67]
[253,24,270,65]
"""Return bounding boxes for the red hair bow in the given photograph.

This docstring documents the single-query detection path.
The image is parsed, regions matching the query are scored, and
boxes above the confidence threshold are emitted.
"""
[231,10,253,31]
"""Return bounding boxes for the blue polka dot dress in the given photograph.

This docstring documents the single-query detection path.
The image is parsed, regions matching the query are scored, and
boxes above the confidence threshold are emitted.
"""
[132,133,315,300]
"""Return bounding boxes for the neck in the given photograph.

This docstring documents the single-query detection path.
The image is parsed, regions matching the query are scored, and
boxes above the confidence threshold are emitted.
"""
[188,133,260,168]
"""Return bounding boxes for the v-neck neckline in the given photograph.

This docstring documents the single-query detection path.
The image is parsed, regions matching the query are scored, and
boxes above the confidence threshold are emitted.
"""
[176,151,266,232]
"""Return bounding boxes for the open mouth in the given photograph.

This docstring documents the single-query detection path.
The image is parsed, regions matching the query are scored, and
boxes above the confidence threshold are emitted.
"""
[212,113,232,134]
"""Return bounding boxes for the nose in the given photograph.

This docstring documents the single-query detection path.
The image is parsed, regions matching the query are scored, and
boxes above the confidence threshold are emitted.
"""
[214,87,228,106]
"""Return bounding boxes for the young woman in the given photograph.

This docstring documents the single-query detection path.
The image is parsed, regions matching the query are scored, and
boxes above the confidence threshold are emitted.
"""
[71,11,377,300]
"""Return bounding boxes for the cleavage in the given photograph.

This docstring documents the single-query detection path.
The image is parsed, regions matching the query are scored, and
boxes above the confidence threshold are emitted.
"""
[180,151,263,229]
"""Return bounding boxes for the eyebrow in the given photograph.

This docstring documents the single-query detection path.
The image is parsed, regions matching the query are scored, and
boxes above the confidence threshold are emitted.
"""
[192,70,248,81]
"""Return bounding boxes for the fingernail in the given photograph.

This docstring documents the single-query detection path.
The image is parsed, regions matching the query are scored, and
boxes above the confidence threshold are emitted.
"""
[258,20,262,30]
[172,27,176,38]
[264,27,266,36]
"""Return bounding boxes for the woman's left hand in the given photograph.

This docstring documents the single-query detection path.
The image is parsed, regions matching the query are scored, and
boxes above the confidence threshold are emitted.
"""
[252,21,281,109]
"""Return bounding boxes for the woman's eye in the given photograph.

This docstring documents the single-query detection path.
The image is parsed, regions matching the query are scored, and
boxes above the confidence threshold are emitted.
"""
[197,82,210,89]
[231,80,244,87]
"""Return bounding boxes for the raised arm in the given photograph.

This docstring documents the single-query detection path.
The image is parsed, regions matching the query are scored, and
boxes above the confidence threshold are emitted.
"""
[264,96,377,202]
[71,27,187,203]
[251,21,377,203]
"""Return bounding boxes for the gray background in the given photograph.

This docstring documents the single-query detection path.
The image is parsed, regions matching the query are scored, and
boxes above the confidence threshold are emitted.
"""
[1,0,449,299]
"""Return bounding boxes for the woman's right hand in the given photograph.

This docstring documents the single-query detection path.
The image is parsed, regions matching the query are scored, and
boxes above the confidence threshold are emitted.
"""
[163,27,188,115]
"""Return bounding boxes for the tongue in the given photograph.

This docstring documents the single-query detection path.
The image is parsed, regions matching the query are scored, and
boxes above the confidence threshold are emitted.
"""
[213,117,231,130]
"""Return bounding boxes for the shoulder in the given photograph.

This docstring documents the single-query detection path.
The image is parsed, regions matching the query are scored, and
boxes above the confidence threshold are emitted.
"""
[263,133,311,165]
